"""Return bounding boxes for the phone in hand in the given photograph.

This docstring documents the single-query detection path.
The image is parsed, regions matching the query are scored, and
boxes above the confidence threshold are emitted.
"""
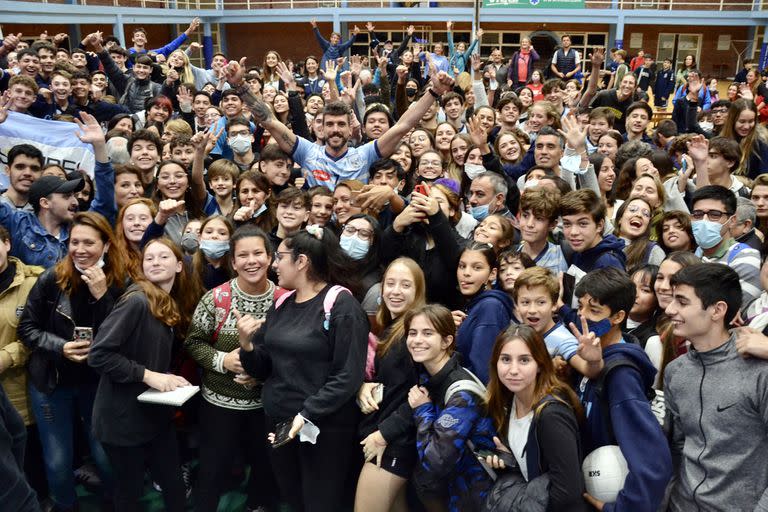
[271,420,294,449]
[413,183,430,196]
[74,327,93,345]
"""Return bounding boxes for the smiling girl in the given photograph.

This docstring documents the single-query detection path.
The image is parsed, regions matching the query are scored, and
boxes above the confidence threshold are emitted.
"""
[405,303,496,512]
[185,225,278,512]
[614,197,665,270]
[454,243,515,384]
[355,258,426,512]
[484,324,587,510]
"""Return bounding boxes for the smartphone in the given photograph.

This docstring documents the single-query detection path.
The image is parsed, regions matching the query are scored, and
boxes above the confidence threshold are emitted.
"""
[372,383,384,405]
[680,158,687,174]
[414,183,430,196]
[271,420,294,449]
[74,327,93,344]
[473,450,498,481]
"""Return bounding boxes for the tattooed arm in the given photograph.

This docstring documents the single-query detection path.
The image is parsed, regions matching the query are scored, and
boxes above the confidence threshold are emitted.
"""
[226,57,298,153]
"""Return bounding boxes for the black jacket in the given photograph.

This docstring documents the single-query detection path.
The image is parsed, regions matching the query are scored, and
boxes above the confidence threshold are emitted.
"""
[88,286,177,447]
[18,268,121,394]
[380,210,465,310]
[0,384,37,512]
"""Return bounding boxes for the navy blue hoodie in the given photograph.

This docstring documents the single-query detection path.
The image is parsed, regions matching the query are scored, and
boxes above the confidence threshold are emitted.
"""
[456,289,515,384]
[572,234,626,273]
[577,342,672,512]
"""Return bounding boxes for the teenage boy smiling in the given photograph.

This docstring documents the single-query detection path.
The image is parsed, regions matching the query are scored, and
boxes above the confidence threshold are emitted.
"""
[664,263,768,511]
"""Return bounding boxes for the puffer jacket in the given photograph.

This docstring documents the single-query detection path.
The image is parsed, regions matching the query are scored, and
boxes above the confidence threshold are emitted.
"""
[17,268,122,394]
[412,353,496,512]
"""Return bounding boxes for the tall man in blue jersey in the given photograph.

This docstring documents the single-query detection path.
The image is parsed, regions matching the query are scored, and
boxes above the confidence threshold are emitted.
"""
[223,58,456,191]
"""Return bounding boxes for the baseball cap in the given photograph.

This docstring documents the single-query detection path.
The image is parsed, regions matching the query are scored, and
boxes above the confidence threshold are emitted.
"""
[29,175,85,210]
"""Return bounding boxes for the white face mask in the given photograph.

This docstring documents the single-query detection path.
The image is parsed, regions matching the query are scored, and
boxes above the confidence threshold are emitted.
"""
[74,253,106,274]
[464,163,485,180]
[228,134,252,155]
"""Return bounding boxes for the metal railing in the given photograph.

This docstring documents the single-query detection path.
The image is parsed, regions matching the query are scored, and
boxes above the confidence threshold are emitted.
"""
[27,0,763,9]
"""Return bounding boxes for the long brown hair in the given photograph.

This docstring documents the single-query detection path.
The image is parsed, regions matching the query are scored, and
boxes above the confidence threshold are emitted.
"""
[375,258,426,357]
[722,98,768,175]
[486,324,583,434]
[142,238,204,332]
[114,198,157,282]
[55,212,127,294]
[192,215,235,287]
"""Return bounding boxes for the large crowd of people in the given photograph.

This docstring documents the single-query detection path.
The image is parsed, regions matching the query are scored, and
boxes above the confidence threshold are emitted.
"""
[0,16,768,512]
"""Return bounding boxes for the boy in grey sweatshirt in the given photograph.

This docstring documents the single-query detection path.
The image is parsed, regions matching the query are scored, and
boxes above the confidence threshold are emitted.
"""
[664,263,768,511]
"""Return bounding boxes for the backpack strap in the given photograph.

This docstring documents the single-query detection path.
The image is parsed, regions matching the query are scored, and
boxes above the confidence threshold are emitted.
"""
[444,368,487,405]
[274,289,296,310]
[322,285,351,331]
[211,281,232,343]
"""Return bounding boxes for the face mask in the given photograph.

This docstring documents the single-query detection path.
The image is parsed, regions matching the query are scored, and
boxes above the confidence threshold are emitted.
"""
[340,235,370,260]
[464,163,485,180]
[74,253,106,274]
[228,135,252,155]
[471,203,490,222]
[692,219,724,249]
[406,88,418,97]
[524,179,540,190]
[585,317,612,338]
[699,121,714,132]
[181,233,199,253]
[199,239,230,259]
[77,198,90,211]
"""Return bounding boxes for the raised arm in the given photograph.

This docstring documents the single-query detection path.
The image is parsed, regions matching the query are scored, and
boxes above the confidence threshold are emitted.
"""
[376,70,456,157]
[151,17,199,57]
[311,19,330,51]
[224,57,298,154]
[578,47,605,109]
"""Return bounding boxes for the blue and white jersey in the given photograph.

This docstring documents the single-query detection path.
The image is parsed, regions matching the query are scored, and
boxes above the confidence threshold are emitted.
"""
[292,137,381,191]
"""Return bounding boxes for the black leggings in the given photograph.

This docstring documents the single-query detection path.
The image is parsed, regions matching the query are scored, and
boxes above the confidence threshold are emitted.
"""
[194,400,277,511]
[267,415,358,512]
[102,424,185,512]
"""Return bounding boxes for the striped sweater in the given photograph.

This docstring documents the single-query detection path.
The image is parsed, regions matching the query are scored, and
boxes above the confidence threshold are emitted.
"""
[185,279,275,410]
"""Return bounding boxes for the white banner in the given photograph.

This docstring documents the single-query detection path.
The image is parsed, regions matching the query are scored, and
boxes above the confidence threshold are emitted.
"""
[0,111,96,190]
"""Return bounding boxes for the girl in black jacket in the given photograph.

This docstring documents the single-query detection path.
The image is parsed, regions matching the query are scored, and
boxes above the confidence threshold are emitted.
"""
[88,238,195,512]
[485,324,588,511]
[238,226,369,512]
[18,212,127,512]
[354,257,426,512]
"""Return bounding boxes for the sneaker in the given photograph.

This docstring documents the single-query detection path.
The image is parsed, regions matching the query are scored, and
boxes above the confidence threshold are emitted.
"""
[153,464,192,498]
[181,463,193,499]
[74,462,102,490]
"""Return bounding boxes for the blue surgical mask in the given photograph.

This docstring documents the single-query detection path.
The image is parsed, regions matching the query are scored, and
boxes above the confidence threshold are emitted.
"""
[692,220,723,250]
[340,235,370,260]
[199,239,230,259]
[585,317,613,337]
[471,203,490,221]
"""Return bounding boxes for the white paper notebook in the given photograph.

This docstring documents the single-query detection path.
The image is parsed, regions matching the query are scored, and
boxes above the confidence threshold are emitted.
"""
[137,386,199,406]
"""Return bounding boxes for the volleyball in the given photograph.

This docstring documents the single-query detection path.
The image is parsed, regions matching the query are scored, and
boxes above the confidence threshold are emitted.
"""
[582,445,629,503]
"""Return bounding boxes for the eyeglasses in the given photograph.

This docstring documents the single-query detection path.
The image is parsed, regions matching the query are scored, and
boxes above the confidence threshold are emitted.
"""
[691,209,729,221]
[420,160,442,168]
[274,251,293,262]
[343,225,373,241]
[711,109,728,115]
[627,205,652,219]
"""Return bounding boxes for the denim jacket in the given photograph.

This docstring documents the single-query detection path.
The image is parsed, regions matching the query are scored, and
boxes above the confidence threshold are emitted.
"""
[0,161,115,268]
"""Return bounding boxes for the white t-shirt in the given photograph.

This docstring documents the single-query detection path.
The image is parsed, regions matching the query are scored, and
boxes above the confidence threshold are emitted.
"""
[507,400,534,481]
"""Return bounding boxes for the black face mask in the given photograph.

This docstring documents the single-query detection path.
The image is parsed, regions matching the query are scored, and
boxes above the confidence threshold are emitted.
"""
[406,88,418,97]
[77,198,90,212]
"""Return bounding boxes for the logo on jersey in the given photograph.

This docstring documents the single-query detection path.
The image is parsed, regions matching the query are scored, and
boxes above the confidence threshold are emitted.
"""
[312,169,331,182]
